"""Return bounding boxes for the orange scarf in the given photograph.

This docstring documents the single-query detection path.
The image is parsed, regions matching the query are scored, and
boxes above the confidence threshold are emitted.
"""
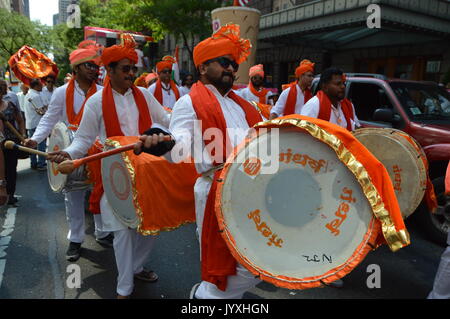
[153,80,180,107]
[284,82,312,116]
[446,161,450,195]
[65,78,98,128]
[248,82,269,104]
[189,82,262,291]
[87,81,152,214]
[316,90,354,131]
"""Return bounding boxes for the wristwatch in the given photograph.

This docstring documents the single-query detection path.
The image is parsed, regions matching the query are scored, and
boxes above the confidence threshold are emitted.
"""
[0,180,6,187]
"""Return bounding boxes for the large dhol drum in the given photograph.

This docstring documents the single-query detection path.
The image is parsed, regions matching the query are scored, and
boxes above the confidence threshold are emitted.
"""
[47,122,89,192]
[215,116,408,290]
[101,136,198,235]
[353,128,427,219]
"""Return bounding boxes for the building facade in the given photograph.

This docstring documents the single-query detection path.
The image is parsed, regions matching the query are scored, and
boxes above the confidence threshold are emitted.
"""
[249,0,450,88]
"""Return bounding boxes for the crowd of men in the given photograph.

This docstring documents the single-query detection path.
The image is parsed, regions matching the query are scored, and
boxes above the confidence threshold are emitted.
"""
[0,24,448,299]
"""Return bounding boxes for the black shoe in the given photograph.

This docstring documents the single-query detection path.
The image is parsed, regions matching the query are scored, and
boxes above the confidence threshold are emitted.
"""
[95,233,114,247]
[66,242,82,261]
[31,164,38,170]
[37,165,47,171]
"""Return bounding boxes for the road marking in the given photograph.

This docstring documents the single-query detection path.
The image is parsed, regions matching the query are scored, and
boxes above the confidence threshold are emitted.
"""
[0,207,17,288]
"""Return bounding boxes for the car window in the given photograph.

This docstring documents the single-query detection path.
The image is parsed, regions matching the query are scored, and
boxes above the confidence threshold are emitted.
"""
[347,82,393,121]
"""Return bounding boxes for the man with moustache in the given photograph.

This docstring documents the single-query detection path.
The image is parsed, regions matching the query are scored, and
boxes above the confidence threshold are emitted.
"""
[48,36,170,299]
[269,59,315,119]
[24,46,111,261]
[134,24,263,299]
[300,67,360,131]
[148,56,185,109]
[237,64,273,105]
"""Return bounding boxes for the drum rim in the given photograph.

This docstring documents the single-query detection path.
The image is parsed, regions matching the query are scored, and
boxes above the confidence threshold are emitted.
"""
[353,128,428,219]
[47,122,70,192]
[215,117,408,290]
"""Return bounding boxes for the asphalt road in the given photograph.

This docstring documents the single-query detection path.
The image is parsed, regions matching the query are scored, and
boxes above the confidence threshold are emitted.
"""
[0,158,446,300]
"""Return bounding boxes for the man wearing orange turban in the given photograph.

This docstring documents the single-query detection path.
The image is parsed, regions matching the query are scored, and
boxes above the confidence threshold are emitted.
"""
[301,67,360,131]
[270,59,315,119]
[148,56,184,109]
[47,34,171,299]
[134,24,263,299]
[24,46,111,263]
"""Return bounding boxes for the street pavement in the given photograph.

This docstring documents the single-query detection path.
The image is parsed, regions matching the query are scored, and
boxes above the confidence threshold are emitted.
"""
[0,158,446,300]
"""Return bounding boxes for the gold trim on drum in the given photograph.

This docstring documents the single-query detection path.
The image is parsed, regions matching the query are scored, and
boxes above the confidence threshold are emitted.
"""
[257,118,410,252]
[105,138,195,235]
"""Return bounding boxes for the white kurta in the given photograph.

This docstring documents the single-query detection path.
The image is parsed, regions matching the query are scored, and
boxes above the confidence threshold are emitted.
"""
[237,86,273,105]
[65,86,171,232]
[271,84,306,116]
[168,84,261,298]
[148,82,185,109]
[300,95,361,131]
[41,86,55,106]
[24,89,44,130]
[31,81,103,144]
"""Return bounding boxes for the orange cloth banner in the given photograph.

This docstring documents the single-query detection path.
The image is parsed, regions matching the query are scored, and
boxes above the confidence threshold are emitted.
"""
[108,136,199,234]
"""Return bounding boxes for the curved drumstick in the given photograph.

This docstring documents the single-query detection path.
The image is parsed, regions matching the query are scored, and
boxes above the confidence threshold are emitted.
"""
[4,140,48,157]
[0,113,26,142]
[58,135,173,175]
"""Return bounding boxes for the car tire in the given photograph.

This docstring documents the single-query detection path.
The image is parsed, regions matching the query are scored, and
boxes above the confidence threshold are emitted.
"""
[416,177,449,246]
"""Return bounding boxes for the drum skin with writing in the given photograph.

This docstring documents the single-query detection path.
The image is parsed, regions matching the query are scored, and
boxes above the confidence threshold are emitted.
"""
[215,115,409,290]
[353,128,427,219]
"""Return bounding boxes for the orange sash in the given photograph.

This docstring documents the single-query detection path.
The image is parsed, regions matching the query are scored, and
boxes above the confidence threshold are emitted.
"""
[317,90,354,131]
[189,82,262,291]
[284,82,312,116]
[446,161,450,195]
[87,82,152,214]
[66,78,98,128]
[153,80,180,107]
[248,82,269,104]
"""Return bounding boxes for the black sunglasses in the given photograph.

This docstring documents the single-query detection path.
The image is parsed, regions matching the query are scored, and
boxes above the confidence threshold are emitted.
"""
[82,62,100,71]
[206,57,239,71]
[160,69,171,74]
[120,65,138,74]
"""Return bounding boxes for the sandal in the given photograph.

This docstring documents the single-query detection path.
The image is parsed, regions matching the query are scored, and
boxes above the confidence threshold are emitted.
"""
[134,269,158,283]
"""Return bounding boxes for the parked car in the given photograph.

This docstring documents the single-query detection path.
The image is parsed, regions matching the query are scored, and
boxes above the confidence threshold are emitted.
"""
[312,74,450,245]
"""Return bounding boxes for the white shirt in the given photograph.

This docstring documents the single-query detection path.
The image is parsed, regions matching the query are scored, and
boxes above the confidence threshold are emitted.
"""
[16,91,27,112]
[300,96,361,131]
[271,84,306,116]
[31,80,103,144]
[237,86,273,105]
[24,89,44,130]
[148,82,185,109]
[135,49,144,68]
[41,86,55,106]
[64,86,171,232]
[179,85,191,96]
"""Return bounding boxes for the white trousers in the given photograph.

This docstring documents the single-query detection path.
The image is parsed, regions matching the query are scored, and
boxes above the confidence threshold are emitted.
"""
[65,190,109,243]
[428,232,450,299]
[113,228,156,296]
[194,176,261,299]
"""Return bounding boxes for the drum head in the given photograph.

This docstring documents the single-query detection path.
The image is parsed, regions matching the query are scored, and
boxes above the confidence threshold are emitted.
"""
[47,122,70,192]
[102,152,139,228]
[353,128,427,219]
[217,127,378,289]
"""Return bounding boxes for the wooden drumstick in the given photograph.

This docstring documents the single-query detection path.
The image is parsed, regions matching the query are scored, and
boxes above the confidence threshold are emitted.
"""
[58,135,173,175]
[0,113,26,143]
[4,140,48,157]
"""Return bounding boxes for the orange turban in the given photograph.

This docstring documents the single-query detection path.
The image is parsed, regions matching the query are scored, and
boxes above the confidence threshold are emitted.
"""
[101,34,138,66]
[134,72,149,88]
[145,72,158,84]
[78,40,97,50]
[295,59,315,78]
[69,48,100,67]
[156,56,176,73]
[249,64,264,77]
[193,24,251,67]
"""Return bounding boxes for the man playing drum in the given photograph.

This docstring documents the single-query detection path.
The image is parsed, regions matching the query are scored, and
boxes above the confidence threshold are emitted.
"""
[135,24,265,299]
[269,59,315,119]
[48,36,170,299]
[24,47,110,262]
[301,67,360,131]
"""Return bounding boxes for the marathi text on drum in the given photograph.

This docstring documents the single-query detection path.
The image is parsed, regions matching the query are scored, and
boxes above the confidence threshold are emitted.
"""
[247,209,283,248]
[279,148,327,173]
[393,165,403,192]
[325,187,357,237]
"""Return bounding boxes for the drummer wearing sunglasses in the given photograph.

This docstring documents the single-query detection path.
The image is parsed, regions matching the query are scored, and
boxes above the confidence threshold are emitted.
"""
[135,24,264,299]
